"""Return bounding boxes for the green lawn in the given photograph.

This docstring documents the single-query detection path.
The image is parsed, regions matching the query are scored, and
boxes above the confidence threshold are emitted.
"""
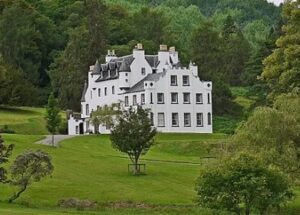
[0,106,48,134]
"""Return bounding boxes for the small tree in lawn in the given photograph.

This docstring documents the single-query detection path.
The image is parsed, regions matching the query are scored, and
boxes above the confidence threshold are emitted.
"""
[91,103,120,134]
[110,106,156,175]
[45,93,61,146]
[0,135,14,184]
[9,150,53,203]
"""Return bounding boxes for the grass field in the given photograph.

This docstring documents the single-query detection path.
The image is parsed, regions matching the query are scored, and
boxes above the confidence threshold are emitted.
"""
[0,106,299,214]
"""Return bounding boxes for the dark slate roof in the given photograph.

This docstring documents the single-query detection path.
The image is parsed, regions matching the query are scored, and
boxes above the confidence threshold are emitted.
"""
[110,54,134,65]
[123,72,166,94]
[81,81,88,102]
[119,60,130,72]
[145,55,159,68]
[91,60,101,74]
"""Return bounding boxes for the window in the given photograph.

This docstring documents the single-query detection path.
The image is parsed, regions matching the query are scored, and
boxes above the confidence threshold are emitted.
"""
[125,79,128,82]
[158,113,165,127]
[104,87,107,96]
[150,112,154,126]
[86,104,89,115]
[183,93,190,104]
[183,75,190,86]
[172,113,179,127]
[112,86,115,95]
[98,89,101,97]
[133,95,137,105]
[141,93,145,104]
[150,93,153,104]
[184,113,191,127]
[171,93,178,104]
[196,93,203,104]
[125,73,128,76]
[196,113,203,127]
[208,93,211,104]
[125,96,129,107]
[170,75,177,86]
[157,93,164,104]
[141,67,146,75]
[208,112,212,125]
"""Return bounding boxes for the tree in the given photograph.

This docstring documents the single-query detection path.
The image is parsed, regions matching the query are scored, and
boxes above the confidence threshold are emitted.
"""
[195,153,293,215]
[90,103,120,134]
[221,15,251,86]
[110,106,157,174]
[45,93,61,146]
[232,93,300,177]
[190,22,239,115]
[0,135,14,184]
[262,0,300,98]
[9,150,53,203]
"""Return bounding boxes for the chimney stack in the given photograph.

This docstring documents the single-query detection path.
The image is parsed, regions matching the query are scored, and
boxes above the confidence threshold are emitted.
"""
[160,44,168,51]
[136,43,143,50]
[169,46,176,52]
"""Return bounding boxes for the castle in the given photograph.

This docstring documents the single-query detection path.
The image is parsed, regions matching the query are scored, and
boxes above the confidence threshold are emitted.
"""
[68,44,213,135]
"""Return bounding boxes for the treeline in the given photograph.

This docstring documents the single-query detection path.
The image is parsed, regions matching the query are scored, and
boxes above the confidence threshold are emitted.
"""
[0,0,281,114]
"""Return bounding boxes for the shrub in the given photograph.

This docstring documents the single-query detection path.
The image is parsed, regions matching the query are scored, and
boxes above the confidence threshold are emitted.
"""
[58,198,97,210]
[0,125,15,134]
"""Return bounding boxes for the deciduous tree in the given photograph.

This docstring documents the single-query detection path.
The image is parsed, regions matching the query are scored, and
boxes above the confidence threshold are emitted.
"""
[0,135,14,184]
[110,106,157,175]
[9,150,53,203]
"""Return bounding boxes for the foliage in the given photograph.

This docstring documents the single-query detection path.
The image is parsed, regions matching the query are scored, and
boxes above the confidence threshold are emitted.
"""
[232,93,300,177]
[0,125,15,134]
[45,93,61,146]
[110,106,157,174]
[90,103,120,134]
[196,153,293,215]
[262,0,300,98]
[0,135,14,184]
[9,150,53,203]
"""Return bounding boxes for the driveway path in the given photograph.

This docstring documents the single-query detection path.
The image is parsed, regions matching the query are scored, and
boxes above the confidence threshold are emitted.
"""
[37,135,76,147]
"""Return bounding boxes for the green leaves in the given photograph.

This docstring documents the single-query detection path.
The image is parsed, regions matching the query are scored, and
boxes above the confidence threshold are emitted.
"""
[45,92,61,135]
[196,153,293,215]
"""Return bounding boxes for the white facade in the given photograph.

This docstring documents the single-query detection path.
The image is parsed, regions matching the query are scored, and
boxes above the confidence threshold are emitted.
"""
[68,44,213,135]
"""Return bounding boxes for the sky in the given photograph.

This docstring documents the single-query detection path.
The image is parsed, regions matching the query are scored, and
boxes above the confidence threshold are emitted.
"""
[267,0,284,6]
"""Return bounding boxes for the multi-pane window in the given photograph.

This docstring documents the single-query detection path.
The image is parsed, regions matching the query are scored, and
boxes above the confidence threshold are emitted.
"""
[125,96,129,107]
[196,93,203,104]
[141,93,145,104]
[184,113,191,127]
[196,113,203,127]
[172,113,179,127]
[208,112,212,125]
[98,89,101,97]
[183,93,190,104]
[158,113,165,127]
[141,67,146,75]
[150,93,153,104]
[86,104,89,115]
[171,93,178,104]
[104,87,107,96]
[157,93,164,104]
[150,112,154,126]
[170,75,177,86]
[112,86,115,95]
[183,75,190,86]
[208,93,211,104]
[133,95,137,105]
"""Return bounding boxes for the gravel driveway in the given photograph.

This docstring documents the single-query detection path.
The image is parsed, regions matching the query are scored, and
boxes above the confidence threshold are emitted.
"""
[37,135,76,147]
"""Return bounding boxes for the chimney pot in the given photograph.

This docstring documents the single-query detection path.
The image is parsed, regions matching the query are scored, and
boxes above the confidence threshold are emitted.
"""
[137,43,143,50]
[160,44,168,51]
[169,46,176,52]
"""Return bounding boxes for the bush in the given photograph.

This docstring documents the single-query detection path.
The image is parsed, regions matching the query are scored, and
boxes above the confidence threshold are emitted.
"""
[0,125,15,134]
[58,120,68,134]
[58,198,97,210]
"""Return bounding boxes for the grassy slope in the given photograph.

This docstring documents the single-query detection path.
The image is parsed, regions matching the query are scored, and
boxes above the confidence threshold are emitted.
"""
[0,106,48,134]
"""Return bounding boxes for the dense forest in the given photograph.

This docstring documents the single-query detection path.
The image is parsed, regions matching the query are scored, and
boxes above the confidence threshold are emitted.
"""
[0,0,282,114]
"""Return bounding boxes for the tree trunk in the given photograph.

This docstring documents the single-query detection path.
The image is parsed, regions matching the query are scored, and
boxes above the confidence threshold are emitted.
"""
[52,134,54,147]
[8,184,27,203]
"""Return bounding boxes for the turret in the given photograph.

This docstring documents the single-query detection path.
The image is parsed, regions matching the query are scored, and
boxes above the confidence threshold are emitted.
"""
[118,59,130,89]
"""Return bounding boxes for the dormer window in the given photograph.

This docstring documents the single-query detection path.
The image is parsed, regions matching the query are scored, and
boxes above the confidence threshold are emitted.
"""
[141,67,146,75]
[171,75,177,86]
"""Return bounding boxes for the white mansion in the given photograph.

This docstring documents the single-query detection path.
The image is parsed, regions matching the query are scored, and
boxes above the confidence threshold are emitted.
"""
[68,44,213,135]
